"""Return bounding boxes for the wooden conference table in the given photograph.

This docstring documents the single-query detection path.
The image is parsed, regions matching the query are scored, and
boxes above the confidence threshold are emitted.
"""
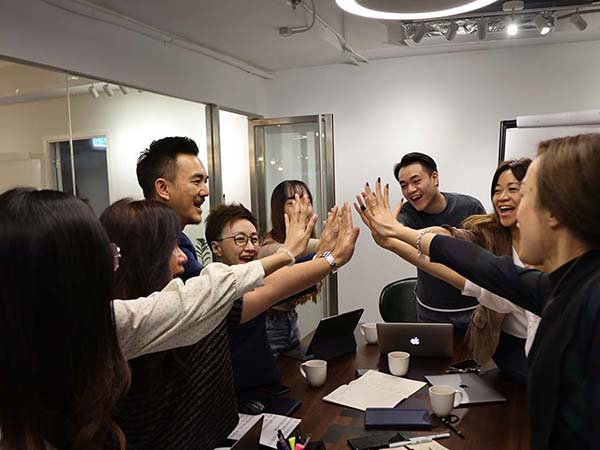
[276,329,530,450]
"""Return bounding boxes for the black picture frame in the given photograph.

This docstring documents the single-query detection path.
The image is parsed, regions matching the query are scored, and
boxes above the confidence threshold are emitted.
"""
[498,119,517,163]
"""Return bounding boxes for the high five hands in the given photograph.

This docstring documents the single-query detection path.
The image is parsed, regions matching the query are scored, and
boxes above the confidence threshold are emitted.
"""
[353,178,404,248]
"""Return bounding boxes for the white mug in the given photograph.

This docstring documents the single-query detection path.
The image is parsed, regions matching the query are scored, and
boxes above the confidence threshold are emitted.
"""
[360,322,378,344]
[387,351,410,376]
[299,359,327,387]
[428,385,464,417]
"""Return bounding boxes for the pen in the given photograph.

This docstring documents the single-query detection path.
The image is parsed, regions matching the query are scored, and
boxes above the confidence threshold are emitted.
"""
[387,433,450,448]
[278,430,290,450]
[303,433,312,447]
[441,417,465,439]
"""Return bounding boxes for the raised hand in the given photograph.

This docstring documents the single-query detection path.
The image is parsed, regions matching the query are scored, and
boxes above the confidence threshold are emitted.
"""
[353,178,403,239]
[332,202,360,267]
[316,206,340,256]
[283,193,318,258]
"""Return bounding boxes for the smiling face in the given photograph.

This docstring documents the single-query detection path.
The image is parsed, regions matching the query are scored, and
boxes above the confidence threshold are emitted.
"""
[283,188,313,222]
[398,163,440,212]
[211,219,260,266]
[166,154,209,227]
[493,169,523,228]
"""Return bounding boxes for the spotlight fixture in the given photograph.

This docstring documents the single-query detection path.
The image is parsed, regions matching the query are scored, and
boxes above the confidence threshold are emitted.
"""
[445,21,459,41]
[103,84,114,97]
[534,14,552,36]
[412,23,429,44]
[118,85,129,95]
[507,21,519,36]
[88,84,100,99]
[570,12,587,31]
[477,17,489,40]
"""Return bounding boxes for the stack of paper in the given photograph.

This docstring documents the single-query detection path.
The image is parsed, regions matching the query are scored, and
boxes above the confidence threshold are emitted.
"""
[227,413,301,449]
[323,370,426,411]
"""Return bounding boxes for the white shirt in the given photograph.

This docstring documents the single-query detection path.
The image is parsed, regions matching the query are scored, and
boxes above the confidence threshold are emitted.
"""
[462,248,541,355]
[114,260,264,360]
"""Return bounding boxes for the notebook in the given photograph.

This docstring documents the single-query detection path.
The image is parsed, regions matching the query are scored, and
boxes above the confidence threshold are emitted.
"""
[322,369,425,411]
[424,373,507,406]
[377,323,454,357]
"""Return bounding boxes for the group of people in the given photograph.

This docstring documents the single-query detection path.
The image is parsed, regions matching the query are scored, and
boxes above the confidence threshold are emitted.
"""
[1,132,598,450]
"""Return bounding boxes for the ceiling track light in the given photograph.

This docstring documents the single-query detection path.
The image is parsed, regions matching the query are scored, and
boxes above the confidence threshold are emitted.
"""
[570,11,587,31]
[119,85,129,95]
[88,84,99,99]
[103,83,114,97]
[445,21,459,41]
[412,23,429,43]
[477,17,489,39]
[507,21,519,36]
[534,13,553,36]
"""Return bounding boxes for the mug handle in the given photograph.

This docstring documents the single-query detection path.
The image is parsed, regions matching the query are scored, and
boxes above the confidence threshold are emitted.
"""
[454,390,464,407]
[299,363,307,379]
[359,324,365,337]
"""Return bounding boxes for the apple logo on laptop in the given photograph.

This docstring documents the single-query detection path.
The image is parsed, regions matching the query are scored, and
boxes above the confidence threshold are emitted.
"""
[410,336,420,345]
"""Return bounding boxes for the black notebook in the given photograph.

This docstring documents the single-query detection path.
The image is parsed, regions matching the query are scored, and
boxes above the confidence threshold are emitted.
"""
[365,408,431,430]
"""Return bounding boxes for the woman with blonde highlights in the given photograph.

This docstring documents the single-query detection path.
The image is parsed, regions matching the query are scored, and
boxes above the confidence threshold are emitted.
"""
[356,133,600,450]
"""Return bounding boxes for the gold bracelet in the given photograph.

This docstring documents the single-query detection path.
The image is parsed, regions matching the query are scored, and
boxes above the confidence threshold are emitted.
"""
[416,229,432,257]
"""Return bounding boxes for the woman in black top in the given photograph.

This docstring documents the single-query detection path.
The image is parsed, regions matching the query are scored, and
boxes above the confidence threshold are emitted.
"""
[355,134,600,450]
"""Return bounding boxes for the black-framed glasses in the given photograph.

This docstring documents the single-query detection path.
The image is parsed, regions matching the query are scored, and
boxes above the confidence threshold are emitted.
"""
[109,242,122,272]
[217,233,260,247]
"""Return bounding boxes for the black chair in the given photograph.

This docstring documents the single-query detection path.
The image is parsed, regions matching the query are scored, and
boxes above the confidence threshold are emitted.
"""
[378,277,418,323]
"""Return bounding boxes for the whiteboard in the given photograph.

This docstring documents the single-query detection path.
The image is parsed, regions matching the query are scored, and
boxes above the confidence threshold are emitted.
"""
[504,124,600,161]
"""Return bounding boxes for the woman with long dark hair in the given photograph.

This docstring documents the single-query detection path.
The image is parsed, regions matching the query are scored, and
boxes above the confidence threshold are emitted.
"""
[356,134,600,449]
[0,188,130,450]
[259,180,320,355]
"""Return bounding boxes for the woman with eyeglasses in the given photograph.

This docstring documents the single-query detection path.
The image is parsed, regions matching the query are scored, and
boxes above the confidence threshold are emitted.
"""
[258,180,322,356]
[100,197,357,450]
[205,202,358,393]
[355,134,600,450]
[0,188,302,450]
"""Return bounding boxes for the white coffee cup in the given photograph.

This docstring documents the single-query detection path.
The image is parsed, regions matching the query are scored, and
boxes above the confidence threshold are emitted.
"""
[387,351,410,376]
[360,322,378,344]
[428,385,464,417]
[299,359,327,387]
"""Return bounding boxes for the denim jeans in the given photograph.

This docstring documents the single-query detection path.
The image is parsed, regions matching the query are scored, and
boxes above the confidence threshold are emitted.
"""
[416,302,474,332]
[265,310,300,357]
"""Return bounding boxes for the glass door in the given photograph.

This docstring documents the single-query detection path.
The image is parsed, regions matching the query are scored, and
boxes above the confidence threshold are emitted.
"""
[249,115,335,335]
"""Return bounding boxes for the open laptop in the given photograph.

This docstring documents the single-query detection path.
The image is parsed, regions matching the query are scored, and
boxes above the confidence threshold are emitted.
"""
[377,323,453,357]
[282,308,364,361]
[230,416,263,450]
[424,373,507,406]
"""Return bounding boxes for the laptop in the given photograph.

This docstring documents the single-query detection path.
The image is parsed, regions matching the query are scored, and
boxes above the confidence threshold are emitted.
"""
[424,373,507,406]
[282,308,364,361]
[230,416,263,450]
[377,323,453,357]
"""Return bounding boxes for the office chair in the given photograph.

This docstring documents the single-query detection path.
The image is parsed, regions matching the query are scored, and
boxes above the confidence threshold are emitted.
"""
[378,277,418,323]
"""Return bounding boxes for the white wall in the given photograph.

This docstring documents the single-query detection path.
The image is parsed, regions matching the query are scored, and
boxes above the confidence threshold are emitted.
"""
[0,0,266,114]
[263,39,600,323]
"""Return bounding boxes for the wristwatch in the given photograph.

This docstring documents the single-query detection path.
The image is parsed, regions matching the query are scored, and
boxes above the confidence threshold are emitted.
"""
[319,251,338,274]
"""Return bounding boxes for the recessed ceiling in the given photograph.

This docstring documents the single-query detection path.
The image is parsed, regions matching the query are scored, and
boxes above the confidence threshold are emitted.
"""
[69,0,600,71]
[337,0,499,19]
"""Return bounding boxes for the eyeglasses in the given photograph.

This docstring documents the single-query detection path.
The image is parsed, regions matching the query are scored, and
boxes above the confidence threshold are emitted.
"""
[110,242,122,272]
[217,233,260,247]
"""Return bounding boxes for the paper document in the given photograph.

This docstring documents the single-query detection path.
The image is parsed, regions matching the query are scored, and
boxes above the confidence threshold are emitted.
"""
[407,442,449,450]
[323,369,426,411]
[228,413,301,449]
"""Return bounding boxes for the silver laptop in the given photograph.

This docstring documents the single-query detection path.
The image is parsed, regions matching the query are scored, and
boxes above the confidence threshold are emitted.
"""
[377,323,453,357]
[424,373,507,406]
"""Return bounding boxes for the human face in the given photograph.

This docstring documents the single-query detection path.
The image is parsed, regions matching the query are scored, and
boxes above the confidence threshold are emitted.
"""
[284,189,313,221]
[168,245,188,279]
[492,169,522,228]
[167,154,209,227]
[212,219,260,266]
[516,159,555,266]
[398,163,440,212]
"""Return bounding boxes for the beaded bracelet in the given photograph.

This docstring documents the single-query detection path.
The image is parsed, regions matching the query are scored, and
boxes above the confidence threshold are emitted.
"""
[416,229,432,257]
